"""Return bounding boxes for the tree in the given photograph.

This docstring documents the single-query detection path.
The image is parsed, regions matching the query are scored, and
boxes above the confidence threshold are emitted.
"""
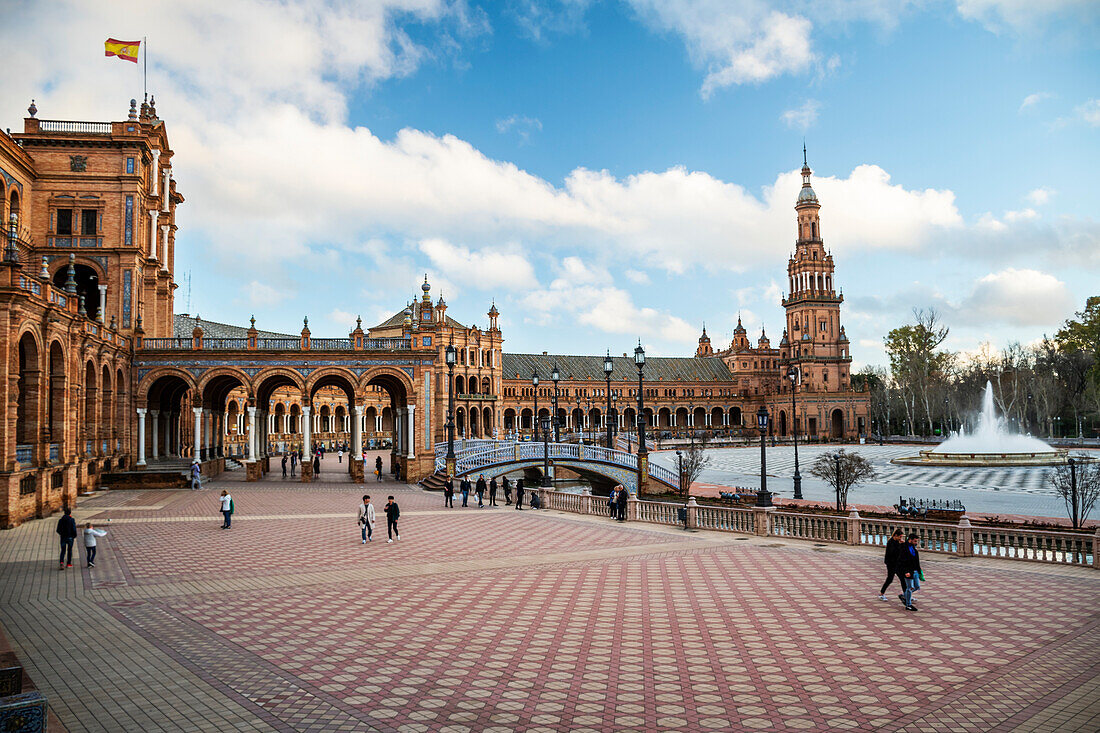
[677,436,711,497]
[884,308,952,435]
[1056,296,1100,389]
[808,449,876,511]
[1049,456,1100,529]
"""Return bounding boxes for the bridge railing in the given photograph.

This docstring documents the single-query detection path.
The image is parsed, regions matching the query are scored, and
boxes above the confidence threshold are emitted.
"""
[523,490,1098,570]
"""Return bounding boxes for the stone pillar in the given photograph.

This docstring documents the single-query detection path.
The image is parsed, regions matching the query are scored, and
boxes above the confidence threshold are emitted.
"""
[351,407,362,456]
[147,209,158,259]
[957,515,973,557]
[247,406,258,459]
[150,409,160,460]
[96,284,107,322]
[159,224,169,270]
[752,506,773,536]
[627,493,639,521]
[192,407,202,462]
[686,496,698,529]
[151,149,160,195]
[301,406,311,456]
[162,169,170,210]
[203,409,212,461]
[135,408,147,466]
[847,509,861,545]
[406,404,416,458]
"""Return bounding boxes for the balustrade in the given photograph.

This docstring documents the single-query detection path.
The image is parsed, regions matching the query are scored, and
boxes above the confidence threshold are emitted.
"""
[971,527,1092,566]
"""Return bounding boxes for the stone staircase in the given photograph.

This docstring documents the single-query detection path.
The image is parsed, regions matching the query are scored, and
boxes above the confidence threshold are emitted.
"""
[418,472,447,492]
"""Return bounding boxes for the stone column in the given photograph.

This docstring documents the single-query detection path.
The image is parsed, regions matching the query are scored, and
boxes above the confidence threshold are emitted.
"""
[351,407,362,456]
[203,409,212,461]
[151,149,160,196]
[150,409,160,460]
[159,224,169,270]
[247,406,258,459]
[162,169,170,210]
[406,404,416,458]
[96,284,107,322]
[147,209,158,259]
[302,406,311,455]
[135,408,147,466]
[192,407,202,462]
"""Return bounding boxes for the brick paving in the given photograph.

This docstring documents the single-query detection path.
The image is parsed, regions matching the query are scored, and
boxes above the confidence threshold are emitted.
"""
[0,481,1097,732]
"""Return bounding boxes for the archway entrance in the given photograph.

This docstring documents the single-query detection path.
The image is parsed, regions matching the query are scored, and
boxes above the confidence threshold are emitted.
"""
[144,373,193,463]
[52,262,101,319]
[364,371,411,482]
[831,409,844,439]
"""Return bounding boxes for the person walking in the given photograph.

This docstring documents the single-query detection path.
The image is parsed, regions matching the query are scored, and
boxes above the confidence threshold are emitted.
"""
[56,507,77,570]
[443,476,455,508]
[515,478,524,510]
[358,495,376,543]
[375,456,383,482]
[608,487,617,519]
[616,485,628,522]
[290,451,297,477]
[502,475,512,505]
[385,496,401,542]
[489,476,498,507]
[313,451,321,476]
[281,453,288,478]
[898,533,923,611]
[460,478,470,507]
[83,522,107,568]
[475,474,487,508]
[219,490,234,529]
[190,460,202,490]
[878,529,906,600]
[338,448,344,464]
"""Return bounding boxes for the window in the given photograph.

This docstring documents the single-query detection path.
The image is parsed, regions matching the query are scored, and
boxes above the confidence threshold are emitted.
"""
[82,209,97,235]
[819,320,827,333]
[57,209,72,235]
[126,157,135,174]
[422,336,431,346]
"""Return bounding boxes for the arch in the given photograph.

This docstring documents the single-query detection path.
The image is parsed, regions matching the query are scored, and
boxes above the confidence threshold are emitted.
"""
[274,403,287,433]
[289,403,301,434]
[52,260,104,318]
[658,407,672,428]
[520,407,532,430]
[623,406,636,428]
[84,360,98,453]
[674,407,688,428]
[138,367,198,401]
[481,376,491,395]
[334,404,347,434]
[692,407,706,428]
[710,406,723,427]
[226,401,240,434]
[468,377,479,395]
[100,364,113,447]
[359,366,413,403]
[455,375,466,394]
[48,340,66,445]
[571,407,584,431]
[830,408,844,439]
[16,331,42,447]
[729,406,743,427]
[306,368,357,403]
[503,408,516,431]
[115,366,127,453]
[482,406,493,436]
[455,407,466,437]
[319,404,331,432]
[778,410,788,437]
[145,372,193,458]
[253,368,305,406]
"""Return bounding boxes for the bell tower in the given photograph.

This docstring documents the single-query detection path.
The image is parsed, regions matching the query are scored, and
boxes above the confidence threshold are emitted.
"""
[782,149,851,391]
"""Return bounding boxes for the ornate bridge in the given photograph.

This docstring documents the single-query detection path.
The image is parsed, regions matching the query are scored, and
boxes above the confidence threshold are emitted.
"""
[434,440,679,494]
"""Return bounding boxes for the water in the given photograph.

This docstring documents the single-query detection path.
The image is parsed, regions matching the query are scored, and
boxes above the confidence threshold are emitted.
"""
[931,380,1055,454]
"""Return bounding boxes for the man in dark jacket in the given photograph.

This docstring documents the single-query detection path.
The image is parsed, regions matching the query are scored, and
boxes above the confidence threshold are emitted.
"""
[384,495,401,542]
[475,475,487,508]
[515,478,524,510]
[616,486,628,521]
[897,533,923,611]
[443,476,455,508]
[502,475,512,505]
[375,456,383,482]
[56,507,77,570]
[488,476,498,507]
[460,478,471,507]
[879,529,906,600]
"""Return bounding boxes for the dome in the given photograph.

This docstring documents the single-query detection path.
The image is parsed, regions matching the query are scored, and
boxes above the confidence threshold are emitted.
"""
[797,186,818,203]
[422,276,431,293]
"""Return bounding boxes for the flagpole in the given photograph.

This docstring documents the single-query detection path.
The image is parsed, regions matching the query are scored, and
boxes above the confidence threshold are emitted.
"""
[143,36,147,98]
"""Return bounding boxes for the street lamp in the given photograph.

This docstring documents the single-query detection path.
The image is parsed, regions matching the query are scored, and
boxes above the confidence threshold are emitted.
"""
[788,367,802,500]
[540,414,552,487]
[532,371,539,441]
[755,406,772,506]
[551,364,561,443]
[604,351,614,449]
[445,342,457,475]
[688,402,695,447]
[635,341,647,487]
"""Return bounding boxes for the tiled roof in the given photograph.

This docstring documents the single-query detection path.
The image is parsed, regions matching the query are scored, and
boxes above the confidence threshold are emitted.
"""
[501,353,735,383]
[173,314,292,339]
[371,308,465,330]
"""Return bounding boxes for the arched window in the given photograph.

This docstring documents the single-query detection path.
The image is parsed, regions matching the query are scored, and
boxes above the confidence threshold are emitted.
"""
[811,222,817,238]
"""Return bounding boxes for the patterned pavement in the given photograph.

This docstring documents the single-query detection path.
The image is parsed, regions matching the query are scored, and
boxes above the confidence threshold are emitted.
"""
[0,479,1097,732]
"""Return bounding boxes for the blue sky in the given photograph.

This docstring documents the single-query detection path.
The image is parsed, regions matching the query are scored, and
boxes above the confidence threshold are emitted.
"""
[3,0,1098,367]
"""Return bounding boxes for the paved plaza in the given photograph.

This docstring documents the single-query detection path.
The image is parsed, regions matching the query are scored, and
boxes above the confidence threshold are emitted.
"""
[1,459,1098,732]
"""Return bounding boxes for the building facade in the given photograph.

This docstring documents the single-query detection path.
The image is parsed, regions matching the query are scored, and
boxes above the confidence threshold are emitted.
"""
[1,101,869,528]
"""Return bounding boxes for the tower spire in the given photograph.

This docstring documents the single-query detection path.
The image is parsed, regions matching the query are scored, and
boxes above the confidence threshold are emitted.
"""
[803,139,807,167]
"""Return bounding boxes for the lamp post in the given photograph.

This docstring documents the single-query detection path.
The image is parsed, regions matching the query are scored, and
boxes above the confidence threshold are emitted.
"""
[551,364,561,443]
[635,342,647,488]
[604,351,614,449]
[1068,457,1079,528]
[755,406,772,507]
[532,371,539,442]
[788,367,802,500]
[1054,416,1061,439]
[445,343,457,476]
[943,397,950,436]
[688,402,695,448]
[540,414,552,488]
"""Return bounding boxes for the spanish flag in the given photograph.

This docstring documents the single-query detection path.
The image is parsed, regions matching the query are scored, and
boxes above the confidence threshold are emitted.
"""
[105,38,140,63]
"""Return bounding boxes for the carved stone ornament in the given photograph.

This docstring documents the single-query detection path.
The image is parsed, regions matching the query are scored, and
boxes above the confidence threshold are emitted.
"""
[69,155,88,172]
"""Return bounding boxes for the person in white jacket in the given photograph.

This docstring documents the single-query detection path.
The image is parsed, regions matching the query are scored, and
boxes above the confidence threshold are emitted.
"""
[357,495,376,544]
[83,522,107,568]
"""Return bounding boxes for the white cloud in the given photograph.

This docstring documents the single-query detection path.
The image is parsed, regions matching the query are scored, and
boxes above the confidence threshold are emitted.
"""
[246,280,281,306]
[1018,92,1052,112]
[1075,99,1100,127]
[327,308,360,333]
[625,269,651,284]
[962,268,1075,326]
[495,114,543,144]
[1026,187,1055,206]
[780,99,820,130]
[417,238,538,290]
[957,0,1099,34]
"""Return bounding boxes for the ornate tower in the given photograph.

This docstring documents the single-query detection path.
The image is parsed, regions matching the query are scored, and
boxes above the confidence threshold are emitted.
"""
[695,324,713,357]
[782,149,851,391]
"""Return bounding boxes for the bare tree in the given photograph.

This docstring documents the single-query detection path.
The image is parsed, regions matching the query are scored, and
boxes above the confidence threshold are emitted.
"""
[808,449,876,511]
[677,436,711,497]
[1050,456,1100,528]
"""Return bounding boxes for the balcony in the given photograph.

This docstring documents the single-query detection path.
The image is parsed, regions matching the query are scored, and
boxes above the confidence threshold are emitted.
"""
[37,120,112,134]
[139,336,412,351]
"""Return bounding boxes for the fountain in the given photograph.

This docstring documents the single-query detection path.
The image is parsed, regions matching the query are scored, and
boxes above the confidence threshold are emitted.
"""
[893,381,1068,467]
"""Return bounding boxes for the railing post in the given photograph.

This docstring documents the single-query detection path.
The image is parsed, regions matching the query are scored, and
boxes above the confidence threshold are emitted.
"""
[581,487,592,515]
[1093,528,1100,569]
[686,496,698,530]
[627,493,639,521]
[847,509,860,545]
[957,514,974,557]
[752,506,771,537]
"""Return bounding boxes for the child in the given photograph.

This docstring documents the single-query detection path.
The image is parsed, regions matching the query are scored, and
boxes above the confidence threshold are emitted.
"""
[83,522,107,568]
[898,533,923,612]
